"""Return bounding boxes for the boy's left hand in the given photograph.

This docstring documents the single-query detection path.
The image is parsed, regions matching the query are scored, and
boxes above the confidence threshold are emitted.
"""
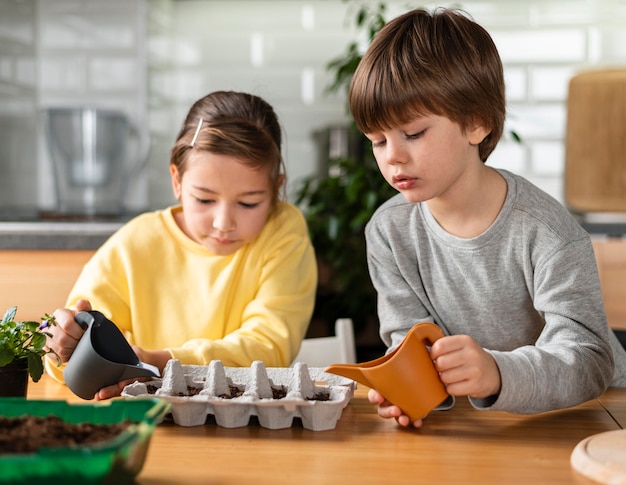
[430,334,501,399]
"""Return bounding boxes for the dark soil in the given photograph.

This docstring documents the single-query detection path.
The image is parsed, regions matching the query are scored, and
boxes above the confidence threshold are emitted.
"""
[217,385,245,399]
[0,415,132,454]
[145,382,328,400]
[271,386,287,399]
[306,391,330,401]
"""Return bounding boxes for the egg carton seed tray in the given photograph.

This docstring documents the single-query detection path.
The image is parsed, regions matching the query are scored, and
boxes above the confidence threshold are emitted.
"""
[121,360,355,431]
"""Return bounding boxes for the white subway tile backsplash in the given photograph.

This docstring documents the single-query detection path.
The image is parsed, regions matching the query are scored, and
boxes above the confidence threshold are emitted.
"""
[145,0,626,210]
[300,67,316,105]
[597,27,626,61]
[527,0,597,25]
[89,57,137,90]
[171,70,208,102]
[40,21,81,49]
[39,56,86,91]
[0,57,13,82]
[148,36,173,66]
[487,140,527,174]
[2,0,626,212]
[525,175,564,205]
[250,32,265,67]
[492,29,587,63]
[13,57,35,87]
[530,141,565,175]
[530,66,576,101]
[460,1,530,27]
[507,104,567,139]
[172,39,203,65]
[504,67,528,101]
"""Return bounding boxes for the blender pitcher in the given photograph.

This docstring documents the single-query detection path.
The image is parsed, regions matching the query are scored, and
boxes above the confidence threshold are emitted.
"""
[44,107,147,216]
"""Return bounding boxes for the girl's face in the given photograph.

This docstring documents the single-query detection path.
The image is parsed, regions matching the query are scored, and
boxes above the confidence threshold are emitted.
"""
[170,151,277,256]
[364,114,489,203]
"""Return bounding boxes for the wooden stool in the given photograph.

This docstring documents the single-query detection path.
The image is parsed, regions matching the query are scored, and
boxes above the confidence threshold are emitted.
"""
[565,69,626,213]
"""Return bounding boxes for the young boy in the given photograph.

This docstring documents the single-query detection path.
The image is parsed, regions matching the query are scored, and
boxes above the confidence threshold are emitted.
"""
[348,7,626,427]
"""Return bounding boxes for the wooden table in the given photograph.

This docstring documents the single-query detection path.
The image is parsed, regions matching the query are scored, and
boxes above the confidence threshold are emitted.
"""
[27,375,625,484]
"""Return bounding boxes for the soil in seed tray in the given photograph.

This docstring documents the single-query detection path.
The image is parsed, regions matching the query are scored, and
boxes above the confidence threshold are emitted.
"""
[0,415,132,454]
[307,391,330,401]
[145,383,328,400]
[217,385,244,399]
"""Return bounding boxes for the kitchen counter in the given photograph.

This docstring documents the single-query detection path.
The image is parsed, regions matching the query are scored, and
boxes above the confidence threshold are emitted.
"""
[0,216,130,249]
[0,221,124,249]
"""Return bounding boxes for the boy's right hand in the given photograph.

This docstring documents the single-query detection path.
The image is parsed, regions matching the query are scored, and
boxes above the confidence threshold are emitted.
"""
[367,388,425,428]
[45,299,92,362]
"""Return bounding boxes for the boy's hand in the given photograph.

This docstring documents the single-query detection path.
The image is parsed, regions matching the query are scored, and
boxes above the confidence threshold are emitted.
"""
[430,334,501,399]
[367,388,425,428]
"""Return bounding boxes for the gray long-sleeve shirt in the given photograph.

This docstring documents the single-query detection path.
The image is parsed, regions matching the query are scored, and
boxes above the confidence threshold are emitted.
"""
[366,169,626,414]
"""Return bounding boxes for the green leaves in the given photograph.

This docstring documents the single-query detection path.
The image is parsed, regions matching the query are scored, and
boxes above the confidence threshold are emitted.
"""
[295,155,397,328]
[325,1,388,108]
[0,306,59,382]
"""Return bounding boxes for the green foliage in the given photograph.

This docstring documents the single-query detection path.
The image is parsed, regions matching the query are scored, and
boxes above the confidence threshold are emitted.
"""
[0,306,60,382]
[297,1,395,332]
[325,1,388,100]
[295,156,397,327]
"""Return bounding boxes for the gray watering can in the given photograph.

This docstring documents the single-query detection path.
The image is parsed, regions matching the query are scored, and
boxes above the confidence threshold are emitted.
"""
[63,310,160,400]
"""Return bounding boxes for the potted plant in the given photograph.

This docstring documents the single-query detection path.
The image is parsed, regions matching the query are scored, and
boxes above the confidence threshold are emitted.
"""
[295,2,392,360]
[0,306,60,397]
[295,157,396,354]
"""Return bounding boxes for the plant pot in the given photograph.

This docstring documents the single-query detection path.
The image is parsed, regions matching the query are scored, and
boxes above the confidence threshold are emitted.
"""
[0,358,29,397]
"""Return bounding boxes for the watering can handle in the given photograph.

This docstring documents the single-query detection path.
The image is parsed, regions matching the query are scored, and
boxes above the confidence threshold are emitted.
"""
[413,322,445,347]
[74,311,95,331]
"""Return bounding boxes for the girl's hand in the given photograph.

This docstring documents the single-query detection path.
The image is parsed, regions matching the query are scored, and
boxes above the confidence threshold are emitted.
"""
[94,348,170,401]
[46,299,92,362]
[367,388,425,428]
[132,347,172,372]
[430,334,501,399]
[94,378,137,400]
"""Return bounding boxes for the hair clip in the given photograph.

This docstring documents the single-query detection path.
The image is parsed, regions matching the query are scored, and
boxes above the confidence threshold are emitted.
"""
[190,117,204,147]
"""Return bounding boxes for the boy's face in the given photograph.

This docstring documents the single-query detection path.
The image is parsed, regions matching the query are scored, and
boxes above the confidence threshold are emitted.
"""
[364,115,489,203]
[170,151,274,255]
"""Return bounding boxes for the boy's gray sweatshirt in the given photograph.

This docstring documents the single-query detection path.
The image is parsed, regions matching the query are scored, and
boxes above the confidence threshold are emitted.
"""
[366,169,626,414]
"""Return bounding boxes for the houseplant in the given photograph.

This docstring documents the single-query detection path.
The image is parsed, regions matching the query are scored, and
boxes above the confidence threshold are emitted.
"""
[0,306,60,397]
[295,157,396,351]
[295,2,393,359]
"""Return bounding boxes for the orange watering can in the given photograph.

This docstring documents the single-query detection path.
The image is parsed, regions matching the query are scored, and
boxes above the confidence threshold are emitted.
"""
[325,322,449,422]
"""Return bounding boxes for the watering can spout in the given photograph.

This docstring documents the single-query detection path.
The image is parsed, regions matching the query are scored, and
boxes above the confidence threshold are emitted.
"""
[324,322,449,422]
[324,364,371,388]
[119,361,160,381]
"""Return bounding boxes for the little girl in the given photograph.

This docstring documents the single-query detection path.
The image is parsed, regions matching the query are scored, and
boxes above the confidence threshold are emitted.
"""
[45,91,318,399]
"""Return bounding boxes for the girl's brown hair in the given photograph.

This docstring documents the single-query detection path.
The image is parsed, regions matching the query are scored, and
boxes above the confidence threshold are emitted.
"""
[170,91,286,202]
[349,8,505,162]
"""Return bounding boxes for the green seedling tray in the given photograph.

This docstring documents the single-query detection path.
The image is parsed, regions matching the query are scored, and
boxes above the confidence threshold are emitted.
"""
[0,398,170,484]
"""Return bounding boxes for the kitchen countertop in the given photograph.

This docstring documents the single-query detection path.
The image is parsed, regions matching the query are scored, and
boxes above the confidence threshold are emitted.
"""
[1,211,625,251]
[0,220,125,249]
[0,207,142,250]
